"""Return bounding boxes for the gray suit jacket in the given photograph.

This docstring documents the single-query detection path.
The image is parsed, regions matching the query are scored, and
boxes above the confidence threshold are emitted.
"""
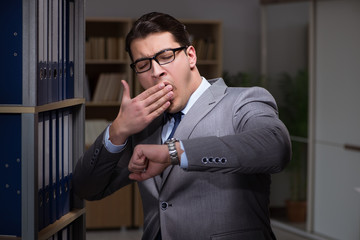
[74,78,291,240]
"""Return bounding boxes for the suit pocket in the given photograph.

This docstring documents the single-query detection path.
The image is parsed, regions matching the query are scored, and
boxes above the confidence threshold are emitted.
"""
[210,228,265,240]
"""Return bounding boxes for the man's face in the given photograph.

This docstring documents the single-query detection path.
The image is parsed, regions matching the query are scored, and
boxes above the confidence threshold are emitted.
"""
[130,32,199,113]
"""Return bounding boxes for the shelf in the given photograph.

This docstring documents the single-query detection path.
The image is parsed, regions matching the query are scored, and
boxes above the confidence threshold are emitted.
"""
[0,0,86,239]
[0,98,85,114]
[38,208,86,240]
[0,209,85,240]
[0,236,20,240]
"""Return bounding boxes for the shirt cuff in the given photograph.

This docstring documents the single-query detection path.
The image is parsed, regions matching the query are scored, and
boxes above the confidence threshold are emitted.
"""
[104,124,127,153]
[179,141,188,169]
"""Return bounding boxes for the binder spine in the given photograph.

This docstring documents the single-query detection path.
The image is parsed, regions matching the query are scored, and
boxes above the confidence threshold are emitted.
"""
[0,114,22,236]
[0,0,23,104]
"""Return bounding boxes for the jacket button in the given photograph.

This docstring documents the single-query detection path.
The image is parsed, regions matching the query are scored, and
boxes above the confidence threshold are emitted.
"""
[161,201,168,210]
[94,148,100,155]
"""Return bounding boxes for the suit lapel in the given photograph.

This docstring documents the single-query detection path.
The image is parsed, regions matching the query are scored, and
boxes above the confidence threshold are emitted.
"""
[160,79,228,187]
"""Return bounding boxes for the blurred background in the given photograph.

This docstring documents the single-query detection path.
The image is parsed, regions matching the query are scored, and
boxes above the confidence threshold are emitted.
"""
[83,1,360,240]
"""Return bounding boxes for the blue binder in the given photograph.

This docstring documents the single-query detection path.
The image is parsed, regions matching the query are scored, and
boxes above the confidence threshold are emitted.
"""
[47,0,53,104]
[62,109,70,215]
[43,111,51,227]
[64,0,74,99]
[58,0,64,101]
[56,109,64,219]
[50,0,59,103]
[0,114,22,237]
[38,113,45,230]
[37,0,47,106]
[50,111,57,223]
[0,0,22,104]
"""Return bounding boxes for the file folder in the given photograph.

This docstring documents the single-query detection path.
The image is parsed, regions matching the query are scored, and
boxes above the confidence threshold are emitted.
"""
[37,0,47,106]
[57,109,63,219]
[65,0,75,99]
[58,0,64,101]
[47,0,53,103]
[62,0,68,100]
[0,114,22,236]
[62,109,70,215]
[43,0,50,104]
[44,111,51,226]
[68,110,73,210]
[38,113,45,230]
[0,0,22,104]
[51,0,59,102]
[50,111,57,223]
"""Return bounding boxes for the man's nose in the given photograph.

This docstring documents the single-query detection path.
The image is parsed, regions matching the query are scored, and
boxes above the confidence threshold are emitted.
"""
[151,60,166,78]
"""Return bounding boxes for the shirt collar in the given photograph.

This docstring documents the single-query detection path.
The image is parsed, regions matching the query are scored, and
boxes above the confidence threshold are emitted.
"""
[181,77,211,115]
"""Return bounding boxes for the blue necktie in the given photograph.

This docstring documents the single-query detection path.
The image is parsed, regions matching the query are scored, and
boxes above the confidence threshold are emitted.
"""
[167,112,182,139]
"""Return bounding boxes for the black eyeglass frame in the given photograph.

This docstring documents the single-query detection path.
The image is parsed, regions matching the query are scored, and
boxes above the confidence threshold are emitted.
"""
[130,46,187,74]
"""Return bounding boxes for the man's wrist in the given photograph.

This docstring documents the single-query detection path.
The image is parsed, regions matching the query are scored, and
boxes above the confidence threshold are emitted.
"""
[165,138,180,165]
[109,122,128,145]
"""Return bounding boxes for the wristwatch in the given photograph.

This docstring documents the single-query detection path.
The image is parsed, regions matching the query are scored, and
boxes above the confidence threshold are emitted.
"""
[164,138,180,165]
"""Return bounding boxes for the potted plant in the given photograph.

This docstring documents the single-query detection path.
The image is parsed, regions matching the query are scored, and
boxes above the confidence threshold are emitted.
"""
[276,70,308,222]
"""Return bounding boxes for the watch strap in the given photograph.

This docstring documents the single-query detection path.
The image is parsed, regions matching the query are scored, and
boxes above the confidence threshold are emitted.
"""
[165,138,180,165]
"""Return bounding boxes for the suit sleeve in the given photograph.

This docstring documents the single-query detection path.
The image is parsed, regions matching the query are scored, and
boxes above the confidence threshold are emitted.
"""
[73,129,133,200]
[181,87,291,174]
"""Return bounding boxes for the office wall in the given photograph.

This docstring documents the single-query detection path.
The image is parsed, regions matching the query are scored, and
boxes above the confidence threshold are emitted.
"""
[313,1,360,239]
[85,0,261,75]
[264,2,309,79]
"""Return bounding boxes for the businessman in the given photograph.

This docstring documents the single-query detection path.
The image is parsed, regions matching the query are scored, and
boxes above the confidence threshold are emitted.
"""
[74,12,291,240]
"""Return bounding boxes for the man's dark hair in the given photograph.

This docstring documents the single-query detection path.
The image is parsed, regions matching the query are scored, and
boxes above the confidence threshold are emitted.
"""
[125,12,191,61]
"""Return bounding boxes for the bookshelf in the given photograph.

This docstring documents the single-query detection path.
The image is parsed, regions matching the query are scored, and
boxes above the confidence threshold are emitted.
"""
[182,19,223,79]
[85,18,133,121]
[0,0,86,239]
[83,17,222,230]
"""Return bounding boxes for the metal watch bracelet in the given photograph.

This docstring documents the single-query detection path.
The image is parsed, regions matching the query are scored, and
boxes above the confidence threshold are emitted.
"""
[165,138,180,165]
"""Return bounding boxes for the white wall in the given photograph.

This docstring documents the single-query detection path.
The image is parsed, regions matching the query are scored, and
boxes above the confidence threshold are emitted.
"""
[313,1,360,239]
[85,0,261,75]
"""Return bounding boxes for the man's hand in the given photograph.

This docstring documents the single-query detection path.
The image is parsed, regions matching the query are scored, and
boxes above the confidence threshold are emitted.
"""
[109,80,173,145]
[128,144,171,181]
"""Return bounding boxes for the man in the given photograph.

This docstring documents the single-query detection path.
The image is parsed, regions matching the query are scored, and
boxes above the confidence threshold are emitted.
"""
[74,12,291,240]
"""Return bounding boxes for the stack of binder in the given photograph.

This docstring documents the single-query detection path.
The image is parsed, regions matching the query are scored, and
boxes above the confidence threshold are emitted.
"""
[38,108,74,231]
[0,0,78,237]
[37,0,76,106]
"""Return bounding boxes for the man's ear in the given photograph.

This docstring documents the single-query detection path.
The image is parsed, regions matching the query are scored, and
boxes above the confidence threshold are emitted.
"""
[186,46,197,68]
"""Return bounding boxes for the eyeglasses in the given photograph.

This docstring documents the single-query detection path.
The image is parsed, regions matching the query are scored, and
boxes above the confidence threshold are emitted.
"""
[130,46,187,74]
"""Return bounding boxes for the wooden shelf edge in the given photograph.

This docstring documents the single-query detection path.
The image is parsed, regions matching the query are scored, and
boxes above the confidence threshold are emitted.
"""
[38,208,86,240]
[0,236,21,240]
[0,98,85,114]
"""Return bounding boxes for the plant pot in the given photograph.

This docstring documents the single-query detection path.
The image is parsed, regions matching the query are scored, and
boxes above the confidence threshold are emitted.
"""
[285,200,306,222]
